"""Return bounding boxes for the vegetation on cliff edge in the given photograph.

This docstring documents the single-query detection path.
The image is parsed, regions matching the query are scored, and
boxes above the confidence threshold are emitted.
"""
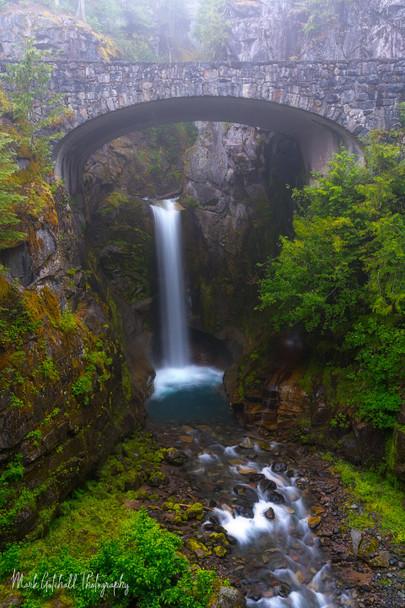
[259,130,405,430]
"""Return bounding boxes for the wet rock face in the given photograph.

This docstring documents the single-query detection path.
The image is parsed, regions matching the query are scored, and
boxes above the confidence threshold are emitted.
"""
[0,187,147,544]
[182,123,303,356]
[0,9,115,61]
[224,0,405,61]
[225,0,299,61]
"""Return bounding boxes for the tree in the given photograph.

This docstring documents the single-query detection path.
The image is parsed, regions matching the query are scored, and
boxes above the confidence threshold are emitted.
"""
[5,38,67,173]
[154,0,192,62]
[193,0,230,60]
[0,133,27,250]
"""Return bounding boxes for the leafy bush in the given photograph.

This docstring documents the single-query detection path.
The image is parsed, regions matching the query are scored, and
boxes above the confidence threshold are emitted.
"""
[259,132,405,429]
[10,509,216,608]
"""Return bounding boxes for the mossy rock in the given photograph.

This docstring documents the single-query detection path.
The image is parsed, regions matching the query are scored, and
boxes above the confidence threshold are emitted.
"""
[186,538,211,558]
[185,502,204,520]
[209,586,247,608]
[213,545,227,558]
[358,537,379,561]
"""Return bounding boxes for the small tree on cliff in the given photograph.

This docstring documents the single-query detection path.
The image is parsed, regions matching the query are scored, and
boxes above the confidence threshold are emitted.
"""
[5,38,68,174]
[193,0,230,60]
[0,133,27,250]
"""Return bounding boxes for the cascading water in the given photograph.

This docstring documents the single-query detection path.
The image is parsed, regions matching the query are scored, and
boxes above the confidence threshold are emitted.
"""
[152,199,189,368]
[149,199,223,414]
[188,433,354,608]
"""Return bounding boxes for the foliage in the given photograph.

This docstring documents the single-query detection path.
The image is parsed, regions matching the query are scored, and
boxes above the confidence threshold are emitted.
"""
[72,340,112,404]
[193,0,230,60]
[4,38,67,172]
[8,510,216,607]
[0,133,27,249]
[38,0,195,61]
[290,0,347,35]
[259,132,405,429]
[0,455,25,525]
[0,286,39,350]
[153,0,195,62]
[37,357,60,381]
[52,306,78,332]
[0,432,219,607]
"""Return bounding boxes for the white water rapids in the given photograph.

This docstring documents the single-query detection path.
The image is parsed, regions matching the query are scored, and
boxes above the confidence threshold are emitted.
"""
[191,439,354,608]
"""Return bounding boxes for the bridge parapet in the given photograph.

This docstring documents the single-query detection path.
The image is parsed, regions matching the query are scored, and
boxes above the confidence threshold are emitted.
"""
[46,59,405,136]
[3,59,403,192]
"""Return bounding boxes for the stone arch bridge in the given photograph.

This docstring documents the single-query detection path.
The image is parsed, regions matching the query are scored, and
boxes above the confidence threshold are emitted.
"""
[34,59,405,192]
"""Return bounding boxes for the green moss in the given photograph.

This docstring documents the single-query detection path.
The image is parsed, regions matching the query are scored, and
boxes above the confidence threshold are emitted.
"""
[71,340,113,405]
[213,545,227,558]
[24,429,42,448]
[10,393,25,408]
[52,306,78,333]
[328,458,405,545]
[36,357,60,381]
[121,362,132,400]
[185,502,204,520]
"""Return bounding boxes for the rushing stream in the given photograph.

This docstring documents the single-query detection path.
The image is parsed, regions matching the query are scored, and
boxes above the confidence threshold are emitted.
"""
[190,433,352,608]
[148,199,352,608]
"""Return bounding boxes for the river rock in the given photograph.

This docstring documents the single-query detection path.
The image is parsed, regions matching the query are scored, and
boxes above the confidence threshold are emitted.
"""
[369,550,390,568]
[265,490,286,505]
[240,437,255,449]
[233,484,258,503]
[359,538,390,568]
[164,447,188,466]
[234,502,254,519]
[264,507,275,520]
[186,538,211,558]
[258,478,277,493]
[257,440,272,451]
[358,537,379,562]
[238,466,258,475]
[249,472,265,482]
[210,586,247,608]
[276,582,291,598]
[308,516,322,529]
[272,462,288,473]
[180,435,194,443]
[351,528,363,556]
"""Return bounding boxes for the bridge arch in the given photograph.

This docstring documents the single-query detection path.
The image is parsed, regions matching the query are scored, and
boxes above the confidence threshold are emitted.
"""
[54,95,363,194]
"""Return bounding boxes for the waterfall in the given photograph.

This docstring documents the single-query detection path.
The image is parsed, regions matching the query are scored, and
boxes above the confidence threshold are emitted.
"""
[152,199,189,368]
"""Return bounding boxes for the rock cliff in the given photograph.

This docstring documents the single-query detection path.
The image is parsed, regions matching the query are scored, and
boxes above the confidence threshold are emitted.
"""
[0,12,147,543]
[181,122,304,358]
[224,0,405,61]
